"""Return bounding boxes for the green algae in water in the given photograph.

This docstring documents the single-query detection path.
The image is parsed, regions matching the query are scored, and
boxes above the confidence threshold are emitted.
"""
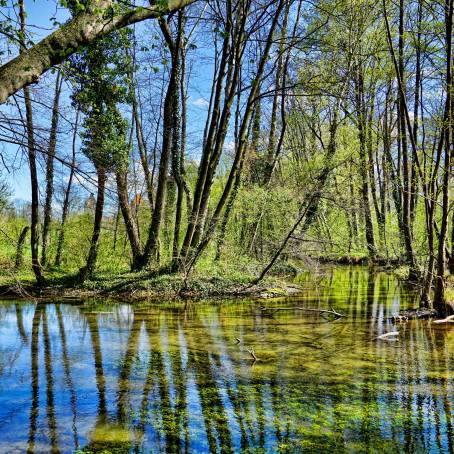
[0,267,453,453]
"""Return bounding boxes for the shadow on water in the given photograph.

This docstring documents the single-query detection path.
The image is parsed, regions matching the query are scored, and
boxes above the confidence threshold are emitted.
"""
[0,267,453,453]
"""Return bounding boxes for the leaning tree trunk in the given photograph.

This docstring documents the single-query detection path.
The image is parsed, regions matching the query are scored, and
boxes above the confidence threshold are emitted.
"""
[179,0,237,260]
[183,0,288,273]
[0,0,197,104]
[135,16,181,270]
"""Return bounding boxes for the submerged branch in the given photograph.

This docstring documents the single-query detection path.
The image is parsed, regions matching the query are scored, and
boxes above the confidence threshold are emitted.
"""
[432,315,454,324]
[256,305,345,319]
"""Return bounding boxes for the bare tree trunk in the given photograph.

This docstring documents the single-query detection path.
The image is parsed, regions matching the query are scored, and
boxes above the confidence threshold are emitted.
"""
[354,63,376,260]
[410,0,423,226]
[397,0,418,278]
[15,226,29,269]
[41,71,63,267]
[434,0,453,314]
[180,41,192,214]
[113,203,120,251]
[116,171,142,269]
[55,110,79,267]
[263,1,291,184]
[131,78,154,209]
[136,14,183,269]
[366,84,385,249]
[78,165,106,281]
[19,0,44,285]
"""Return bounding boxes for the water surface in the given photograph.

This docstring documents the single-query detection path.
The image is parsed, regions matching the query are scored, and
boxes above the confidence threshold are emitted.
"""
[0,267,453,453]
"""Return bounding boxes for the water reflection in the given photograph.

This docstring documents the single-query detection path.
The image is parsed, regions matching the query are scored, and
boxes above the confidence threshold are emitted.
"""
[0,268,452,453]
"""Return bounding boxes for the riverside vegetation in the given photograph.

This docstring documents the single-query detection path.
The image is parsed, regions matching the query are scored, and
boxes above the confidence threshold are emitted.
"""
[0,2,454,451]
[1,1,454,308]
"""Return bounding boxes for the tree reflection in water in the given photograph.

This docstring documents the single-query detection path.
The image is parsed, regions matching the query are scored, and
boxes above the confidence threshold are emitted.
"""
[0,268,452,453]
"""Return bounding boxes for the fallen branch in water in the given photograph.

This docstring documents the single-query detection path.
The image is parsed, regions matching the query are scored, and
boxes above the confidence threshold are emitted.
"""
[432,315,454,324]
[375,331,399,340]
[257,305,345,319]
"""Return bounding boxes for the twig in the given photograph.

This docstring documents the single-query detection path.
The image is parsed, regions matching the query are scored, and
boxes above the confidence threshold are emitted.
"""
[246,347,257,361]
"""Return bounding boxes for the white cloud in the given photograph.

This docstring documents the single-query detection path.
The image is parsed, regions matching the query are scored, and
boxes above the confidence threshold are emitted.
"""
[223,141,235,153]
[191,97,210,108]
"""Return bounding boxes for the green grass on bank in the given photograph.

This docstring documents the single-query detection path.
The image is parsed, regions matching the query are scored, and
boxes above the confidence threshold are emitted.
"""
[0,253,300,300]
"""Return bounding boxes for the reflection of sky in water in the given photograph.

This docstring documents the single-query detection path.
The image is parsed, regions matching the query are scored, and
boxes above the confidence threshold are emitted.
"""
[0,267,452,453]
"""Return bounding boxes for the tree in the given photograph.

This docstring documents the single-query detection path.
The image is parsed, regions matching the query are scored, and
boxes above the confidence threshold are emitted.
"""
[71,30,130,281]
[18,0,45,285]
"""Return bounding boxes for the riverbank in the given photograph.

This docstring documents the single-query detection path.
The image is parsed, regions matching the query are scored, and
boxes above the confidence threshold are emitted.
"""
[0,268,304,302]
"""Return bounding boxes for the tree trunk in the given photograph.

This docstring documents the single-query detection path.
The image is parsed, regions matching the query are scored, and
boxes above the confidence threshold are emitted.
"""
[78,165,106,282]
[179,0,237,259]
[170,13,185,260]
[41,71,63,267]
[116,171,142,269]
[354,64,376,260]
[15,225,29,269]
[434,0,453,314]
[397,0,418,278]
[184,0,296,272]
[19,0,44,285]
[55,110,79,267]
[136,19,180,270]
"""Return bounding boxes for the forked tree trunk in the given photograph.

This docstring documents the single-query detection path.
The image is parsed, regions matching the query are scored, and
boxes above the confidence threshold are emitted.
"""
[116,171,142,269]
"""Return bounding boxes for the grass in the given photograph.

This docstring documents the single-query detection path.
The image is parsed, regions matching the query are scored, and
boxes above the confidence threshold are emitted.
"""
[0,254,300,301]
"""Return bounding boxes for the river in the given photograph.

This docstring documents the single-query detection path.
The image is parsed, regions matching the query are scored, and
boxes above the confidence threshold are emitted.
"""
[0,267,452,453]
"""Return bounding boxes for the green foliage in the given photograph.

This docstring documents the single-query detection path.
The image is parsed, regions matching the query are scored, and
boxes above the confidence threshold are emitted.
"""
[71,28,132,170]
[81,106,129,170]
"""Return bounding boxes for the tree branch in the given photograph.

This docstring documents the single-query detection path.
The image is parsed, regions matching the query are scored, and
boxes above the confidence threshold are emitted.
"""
[0,0,197,103]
